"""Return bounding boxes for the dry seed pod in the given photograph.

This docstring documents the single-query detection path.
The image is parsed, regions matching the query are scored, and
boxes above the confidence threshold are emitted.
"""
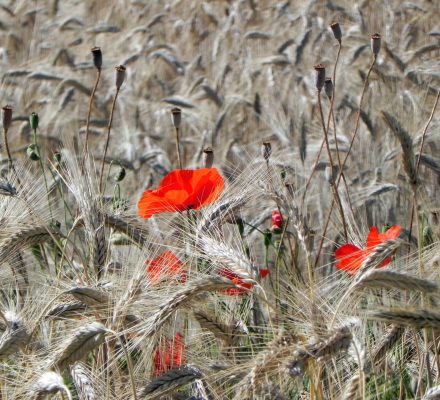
[324,77,333,99]
[314,64,325,92]
[371,33,381,56]
[115,65,126,89]
[330,22,342,43]
[171,107,181,128]
[203,147,214,168]
[261,141,271,161]
[2,106,12,131]
[91,46,102,70]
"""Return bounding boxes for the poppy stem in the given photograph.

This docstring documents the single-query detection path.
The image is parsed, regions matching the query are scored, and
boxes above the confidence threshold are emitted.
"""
[174,126,183,169]
[3,127,20,185]
[82,67,101,171]
[317,90,348,241]
[407,88,440,251]
[99,87,120,193]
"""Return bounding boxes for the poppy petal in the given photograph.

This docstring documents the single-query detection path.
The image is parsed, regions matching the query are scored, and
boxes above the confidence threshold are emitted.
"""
[138,168,224,218]
[146,251,185,284]
[260,269,269,278]
[335,244,365,275]
[366,227,381,248]
[383,225,401,241]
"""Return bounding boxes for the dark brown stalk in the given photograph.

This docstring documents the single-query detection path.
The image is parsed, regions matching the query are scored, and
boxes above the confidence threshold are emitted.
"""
[83,68,101,162]
[3,128,19,184]
[99,88,120,193]
[175,126,182,169]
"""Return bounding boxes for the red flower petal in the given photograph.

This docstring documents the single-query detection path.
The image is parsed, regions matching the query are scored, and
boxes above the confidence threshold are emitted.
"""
[218,267,253,295]
[152,332,185,377]
[272,211,282,229]
[366,227,381,248]
[138,168,224,219]
[146,251,185,284]
[260,269,269,278]
[382,225,401,241]
[335,244,366,275]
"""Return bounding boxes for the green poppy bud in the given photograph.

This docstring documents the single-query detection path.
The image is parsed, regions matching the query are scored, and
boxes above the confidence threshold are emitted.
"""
[236,218,245,237]
[115,165,126,182]
[263,229,272,247]
[27,144,40,161]
[53,152,61,163]
[29,112,39,131]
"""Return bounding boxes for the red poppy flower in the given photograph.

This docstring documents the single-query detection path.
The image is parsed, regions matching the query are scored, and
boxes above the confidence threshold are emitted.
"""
[271,210,283,233]
[152,332,185,376]
[146,251,186,284]
[217,267,269,295]
[138,168,224,219]
[334,226,401,275]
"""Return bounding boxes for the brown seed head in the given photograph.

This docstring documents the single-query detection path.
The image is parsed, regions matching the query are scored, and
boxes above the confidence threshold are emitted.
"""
[261,141,272,161]
[324,77,333,99]
[115,65,126,89]
[203,147,214,168]
[371,33,381,56]
[2,106,12,131]
[314,64,326,92]
[91,47,102,70]
[330,22,342,43]
[171,107,182,128]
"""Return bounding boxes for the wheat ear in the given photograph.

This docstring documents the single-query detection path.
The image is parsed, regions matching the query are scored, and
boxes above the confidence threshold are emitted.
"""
[137,365,201,399]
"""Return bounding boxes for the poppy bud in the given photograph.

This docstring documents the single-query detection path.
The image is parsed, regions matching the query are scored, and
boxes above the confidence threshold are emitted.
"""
[27,144,40,161]
[53,152,61,163]
[272,210,283,234]
[324,78,333,99]
[371,33,381,56]
[171,107,181,129]
[261,141,271,161]
[330,22,342,43]
[203,147,214,168]
[91,47,102,70]
[263,229,272,247]
[29,112,39,131]
[280,169,286,181]
[115,65,126,89]
[236,218,245,237]
[314,64,326,92]
[115,165,126,182]
[2,106,12,131]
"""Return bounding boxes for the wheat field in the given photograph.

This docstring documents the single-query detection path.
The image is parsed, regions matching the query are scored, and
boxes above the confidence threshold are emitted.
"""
[0,0,440,399]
